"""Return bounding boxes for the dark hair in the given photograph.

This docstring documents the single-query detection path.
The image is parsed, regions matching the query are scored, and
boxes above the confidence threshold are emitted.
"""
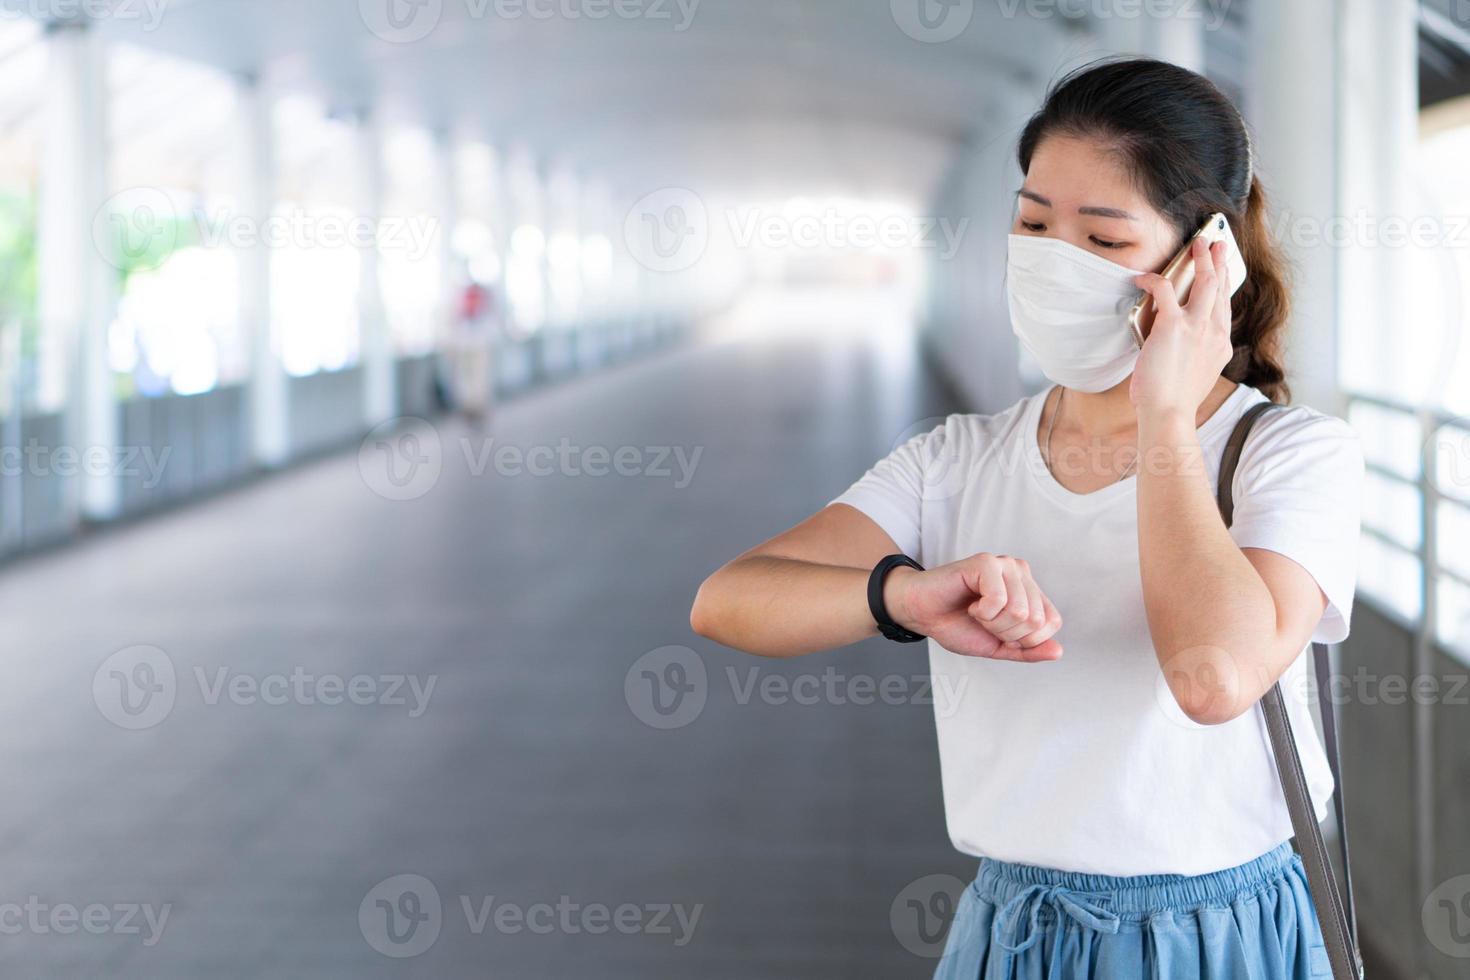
[1017,57,1291,403]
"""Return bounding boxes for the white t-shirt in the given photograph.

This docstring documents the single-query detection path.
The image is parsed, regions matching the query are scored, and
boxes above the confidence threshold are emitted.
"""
[830,383,1364,876]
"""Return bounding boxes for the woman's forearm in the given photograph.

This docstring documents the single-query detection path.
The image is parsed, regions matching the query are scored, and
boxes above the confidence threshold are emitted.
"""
[690,556,881,658]
[1136,410,1283,723]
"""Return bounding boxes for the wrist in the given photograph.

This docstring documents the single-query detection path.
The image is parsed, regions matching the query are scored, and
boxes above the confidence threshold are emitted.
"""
[1137,405,1196,444]
[882,565,920,632]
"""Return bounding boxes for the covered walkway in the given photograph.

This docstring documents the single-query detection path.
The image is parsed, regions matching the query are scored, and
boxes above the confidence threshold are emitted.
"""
[0,304,967,978]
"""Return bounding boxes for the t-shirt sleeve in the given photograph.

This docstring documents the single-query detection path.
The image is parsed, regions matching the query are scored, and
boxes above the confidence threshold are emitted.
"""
[827,423,946,563]
[1228,409,1365,644]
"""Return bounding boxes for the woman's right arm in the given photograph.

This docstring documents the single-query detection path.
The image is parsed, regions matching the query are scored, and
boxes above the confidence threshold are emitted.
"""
[690,504,1064,661]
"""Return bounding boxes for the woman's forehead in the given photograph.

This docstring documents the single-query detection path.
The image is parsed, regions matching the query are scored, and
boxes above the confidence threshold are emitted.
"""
[1022,136,1156,216]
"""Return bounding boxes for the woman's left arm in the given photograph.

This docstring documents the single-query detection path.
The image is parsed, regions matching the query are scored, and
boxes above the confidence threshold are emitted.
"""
[1131,238,1333,725]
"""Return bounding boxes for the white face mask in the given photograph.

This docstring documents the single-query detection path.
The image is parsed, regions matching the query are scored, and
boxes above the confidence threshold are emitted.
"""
[1005,234,1147,393]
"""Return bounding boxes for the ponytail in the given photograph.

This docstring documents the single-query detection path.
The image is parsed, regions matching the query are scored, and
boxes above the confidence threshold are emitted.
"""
[1223,177,1291,403]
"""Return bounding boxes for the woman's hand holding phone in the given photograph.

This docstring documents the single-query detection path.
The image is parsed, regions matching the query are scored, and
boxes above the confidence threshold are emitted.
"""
[1129,237,1235,419]
[884,554,1063,661]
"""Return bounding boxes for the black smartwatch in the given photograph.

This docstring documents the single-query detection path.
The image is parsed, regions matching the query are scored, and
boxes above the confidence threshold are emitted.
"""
[868,554,926,643]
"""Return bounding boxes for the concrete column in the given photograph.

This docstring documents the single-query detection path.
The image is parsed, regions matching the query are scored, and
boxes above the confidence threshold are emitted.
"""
[487,145,513,300]
[432,131,458,347]
[505,147,547,335]
[580,179,613,320]
[353,112,397,425]
[1143,0,1205,72]
[1337,0,1419,407]
[546,165,582,328]
[1337,4,1425,974]
[922,69,1037,414]
[39,18,117,521]
[1081,1,1203,69]
[1245,0,1339,412]
[238,76,289,468]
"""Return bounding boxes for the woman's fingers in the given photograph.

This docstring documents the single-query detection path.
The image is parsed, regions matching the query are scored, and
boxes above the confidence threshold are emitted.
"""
[965,554,1009,621]
[1017,594,1063,649]
[971,557,1026,637]
[992,636,1064,662]
[950,553,1065,657]
[990,565,1047,643]
[1187,236,1217,317]
[1131,272,1182,329]
[1212,240,1233,334]
[965,556,1059,646]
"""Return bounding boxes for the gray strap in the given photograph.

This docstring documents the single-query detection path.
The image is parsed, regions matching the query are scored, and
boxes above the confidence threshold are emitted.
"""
[1314,639,1359,946]
[1218,403,1362,980]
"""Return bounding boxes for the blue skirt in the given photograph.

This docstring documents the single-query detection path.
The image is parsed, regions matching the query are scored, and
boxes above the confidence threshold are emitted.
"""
[933,841,1331,979]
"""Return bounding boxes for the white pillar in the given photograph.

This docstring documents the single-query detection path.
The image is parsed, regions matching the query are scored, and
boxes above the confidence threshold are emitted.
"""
[1081,1,1203,69]
[487,145,513,299]
[580,178,613,320]
[432,131,459,346]
[1337,0,1418,408]
[1246,0,1340,412]
[505,147,547,335]
[1144,1,1205,72]
[39,18,118,521]
[546,164,581,328]
[1337,3,1426,971]
[354,112,397,424]
[239,76,289,468]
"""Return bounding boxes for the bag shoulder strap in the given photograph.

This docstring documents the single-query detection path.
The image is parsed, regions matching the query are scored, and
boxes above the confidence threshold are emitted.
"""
[1217,401,1363,980]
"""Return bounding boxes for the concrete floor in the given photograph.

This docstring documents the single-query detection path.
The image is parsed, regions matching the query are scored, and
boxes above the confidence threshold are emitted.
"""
[0,322,973,977]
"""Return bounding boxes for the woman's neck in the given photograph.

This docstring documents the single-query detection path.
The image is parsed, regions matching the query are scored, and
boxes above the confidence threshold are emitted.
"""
[1058,377,1237,438]
[1057,380,1140,439]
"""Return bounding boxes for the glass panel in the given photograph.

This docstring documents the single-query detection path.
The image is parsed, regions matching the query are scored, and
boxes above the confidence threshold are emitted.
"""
[0,19,52,414]
[1414,122,1470,416]
[272,97,360,376]
[1347,400,1422,480]
[1430,421,1470,505]
[1436,575,1470,663]
[1439,498,1470,582]
[381,128,444,356]
[1357,532,1423,623]
[106,43,244,397]
[272,204,361,377]
[1362,468,1421,550]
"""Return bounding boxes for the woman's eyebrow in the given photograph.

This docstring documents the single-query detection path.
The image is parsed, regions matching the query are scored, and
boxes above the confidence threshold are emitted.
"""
[1078,205,1137,220]
[1017,188,1136,221]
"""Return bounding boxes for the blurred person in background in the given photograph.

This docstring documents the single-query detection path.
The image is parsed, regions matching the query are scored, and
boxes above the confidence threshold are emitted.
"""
[449,263,501,428]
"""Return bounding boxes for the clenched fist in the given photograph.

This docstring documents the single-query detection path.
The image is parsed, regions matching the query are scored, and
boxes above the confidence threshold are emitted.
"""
[884,553,1063,662]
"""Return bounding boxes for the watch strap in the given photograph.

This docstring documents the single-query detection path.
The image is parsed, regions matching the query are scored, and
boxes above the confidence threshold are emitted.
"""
[868,554,926,643]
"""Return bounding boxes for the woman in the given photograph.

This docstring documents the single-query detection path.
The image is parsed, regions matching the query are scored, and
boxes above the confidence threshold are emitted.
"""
[689,59,1363,979]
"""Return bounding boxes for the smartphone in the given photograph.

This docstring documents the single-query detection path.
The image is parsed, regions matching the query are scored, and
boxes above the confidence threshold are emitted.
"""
[1128,212,1248,347]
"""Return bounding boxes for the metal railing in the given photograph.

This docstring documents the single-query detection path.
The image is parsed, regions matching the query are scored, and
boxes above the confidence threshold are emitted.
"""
[1345,390,1470,973]
[1346,390,1470,658]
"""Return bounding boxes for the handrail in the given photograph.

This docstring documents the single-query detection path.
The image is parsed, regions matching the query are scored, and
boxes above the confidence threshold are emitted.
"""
[1346,392,1469,656]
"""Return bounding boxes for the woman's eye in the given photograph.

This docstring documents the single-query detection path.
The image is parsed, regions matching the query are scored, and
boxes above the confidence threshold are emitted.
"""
[1090,236,1125,249]
[1020,221,1045,232]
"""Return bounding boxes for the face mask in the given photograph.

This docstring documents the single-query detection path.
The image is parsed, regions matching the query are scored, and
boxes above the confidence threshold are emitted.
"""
[1005,234,1147,393]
